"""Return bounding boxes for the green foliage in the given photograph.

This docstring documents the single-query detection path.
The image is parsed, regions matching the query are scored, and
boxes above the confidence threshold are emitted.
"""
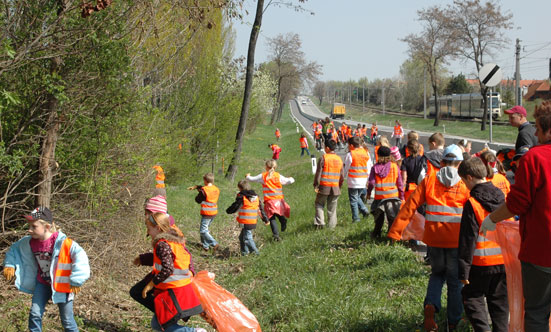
[444,74,471,95]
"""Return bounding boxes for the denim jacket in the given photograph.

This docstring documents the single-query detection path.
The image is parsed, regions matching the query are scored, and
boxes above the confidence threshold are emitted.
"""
[3,231,90,303]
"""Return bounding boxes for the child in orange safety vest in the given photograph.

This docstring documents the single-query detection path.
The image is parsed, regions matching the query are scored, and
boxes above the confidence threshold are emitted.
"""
[226,180,268,255]
[299,133,310,156]
[275,128,281,141]
[457,157,509,332]
[188,172,220,251]
[269,144,282,160]
[3,207,90,331]
[136,213,204,331]
[246,160,294,241]
[366,146,404,238]
[387,144,470,332]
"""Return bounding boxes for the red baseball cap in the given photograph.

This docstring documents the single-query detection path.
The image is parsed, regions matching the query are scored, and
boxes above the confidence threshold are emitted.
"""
[504,105,527,117]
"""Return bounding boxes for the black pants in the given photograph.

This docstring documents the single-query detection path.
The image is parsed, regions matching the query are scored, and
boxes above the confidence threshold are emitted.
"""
[269,214,287,238]
[522,261,551,332]
[130,273,155,313]
[462,272,509,332]
[371,200,400,237]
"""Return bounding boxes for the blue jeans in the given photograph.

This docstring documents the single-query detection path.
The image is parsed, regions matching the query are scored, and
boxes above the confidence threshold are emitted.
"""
[199,216,217,249]
[29,282,78,332]
[239,227,259,255]
[348,188,369,222]
[151,315,196,332]
[424,247,463,325]
[301,147,310,156]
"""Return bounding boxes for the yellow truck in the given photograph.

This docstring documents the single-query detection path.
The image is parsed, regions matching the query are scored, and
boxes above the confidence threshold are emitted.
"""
[331,103,346,119]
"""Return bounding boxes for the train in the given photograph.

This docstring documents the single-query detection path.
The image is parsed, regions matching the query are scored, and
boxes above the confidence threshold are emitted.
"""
[428,92,502,120]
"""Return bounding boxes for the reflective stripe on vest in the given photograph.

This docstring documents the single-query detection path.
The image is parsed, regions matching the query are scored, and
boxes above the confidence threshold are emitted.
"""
[469,197,505,266]
[394,125,402,136]
[348,148,370,179]
[154,166,166,189]
[320,153,343,187]
[300,137,308,148]
[152,240,192,289]
[374,163,399,200]
[237,196,259,224]
[53,238,73,293]
[201,185,220,216]
[262,172,283,201]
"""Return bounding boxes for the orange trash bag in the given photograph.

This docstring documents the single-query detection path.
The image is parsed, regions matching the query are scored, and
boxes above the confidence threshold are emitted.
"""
[401,212,425,241]
[494,220,551,332]
[191,270,262,332]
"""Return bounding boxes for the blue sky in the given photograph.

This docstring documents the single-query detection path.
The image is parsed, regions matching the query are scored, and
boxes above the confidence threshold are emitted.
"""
[232,0,551,81]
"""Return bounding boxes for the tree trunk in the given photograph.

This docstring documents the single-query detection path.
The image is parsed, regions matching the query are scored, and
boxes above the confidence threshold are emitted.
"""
[270,76,283,125]
[276,101,284,122]
[480,86,488,131]
[432,88,440,127]
[36,58,62,207]
[225,0,264,181]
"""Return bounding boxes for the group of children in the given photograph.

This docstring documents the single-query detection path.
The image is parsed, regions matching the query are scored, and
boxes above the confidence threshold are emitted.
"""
[310,118,379,151]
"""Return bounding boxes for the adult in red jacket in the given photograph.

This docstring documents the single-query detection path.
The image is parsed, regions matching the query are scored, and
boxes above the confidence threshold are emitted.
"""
[482,101,551,332]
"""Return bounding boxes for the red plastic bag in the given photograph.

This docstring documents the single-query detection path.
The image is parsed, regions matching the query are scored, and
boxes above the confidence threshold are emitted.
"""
[401,212,425,241]
[494,220,551,332]
[191,270,262,332]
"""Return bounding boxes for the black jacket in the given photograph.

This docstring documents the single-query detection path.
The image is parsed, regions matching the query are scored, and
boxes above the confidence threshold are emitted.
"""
[226,190,268,229]
[515,121,537,151]
[458,182,506,280]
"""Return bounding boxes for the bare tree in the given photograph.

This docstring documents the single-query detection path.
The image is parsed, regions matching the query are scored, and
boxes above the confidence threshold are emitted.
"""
[313,81,326,105]
[445,0,513,130]
[402,6,458,126]
[266,33,321,124]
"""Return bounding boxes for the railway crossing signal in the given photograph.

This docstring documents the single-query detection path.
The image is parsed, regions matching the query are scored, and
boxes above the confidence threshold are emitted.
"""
[478,63,503,143]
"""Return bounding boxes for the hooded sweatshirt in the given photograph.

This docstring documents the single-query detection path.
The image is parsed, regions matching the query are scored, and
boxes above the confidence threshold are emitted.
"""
[458,182,505,280]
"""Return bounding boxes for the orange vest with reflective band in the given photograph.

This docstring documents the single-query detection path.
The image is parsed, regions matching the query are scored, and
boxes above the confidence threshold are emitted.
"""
[374,163,399,200]
[275,129,280,137]
[469,197,505,266]
[331,130,338,142]
[53,238,73,293]
[423,172,470,248]
[262,172,283,201]
[153,166,165,188]
[152,239,191,290]
[200,185,219,216]
[237,196,259,224]
[394,125,402,137]
[346,127,352,137]
[348,148,370,179]
[320,153,342,187]
[404,182,418,201]
[371,126,378,136]
[489,173,510,198]
[300,137,308,148]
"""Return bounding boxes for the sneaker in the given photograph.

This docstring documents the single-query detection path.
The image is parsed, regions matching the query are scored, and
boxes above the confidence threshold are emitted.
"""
[202,246,209,252]
[195,329,207,332]
[423,304,438,332]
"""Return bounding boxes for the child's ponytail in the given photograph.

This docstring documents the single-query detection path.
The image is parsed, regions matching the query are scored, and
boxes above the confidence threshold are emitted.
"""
[265,159,277,180]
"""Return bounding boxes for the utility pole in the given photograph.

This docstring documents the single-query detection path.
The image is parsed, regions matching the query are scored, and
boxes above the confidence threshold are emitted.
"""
[515,38,521,106]
[382,86,385,115]
[549,58,551,81]
[362,83,365,112]
[424,73,428,119]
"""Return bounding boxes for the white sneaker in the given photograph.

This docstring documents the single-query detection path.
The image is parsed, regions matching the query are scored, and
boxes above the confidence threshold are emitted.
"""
[195,328,208,332]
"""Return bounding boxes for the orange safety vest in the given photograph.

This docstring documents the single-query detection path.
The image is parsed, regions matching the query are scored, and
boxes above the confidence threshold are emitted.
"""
[200,185,220,216]
[300,137,308,148]
[348,148,370,179]
[354,129,361,137]
[469,198,505,266]
[331,130,339,142]
[371,125,378,136]
[361,127,367,136]
[374,162,399,200]
[346,127,352,137]
[404,183,418,202]
[423,171,470,248]
[271,144,281,153]
[153,165,166,188]
[426,161,440,176]
[320,153,343,187]
[275,129,280,137]
[53,238,73,293]
[262,171,283,201]
[237,196,259,224]
[152,240,191,290]
[394,125,402,137]
[489,173,510,197]
[314,129,322,140]
[375,145,380,163]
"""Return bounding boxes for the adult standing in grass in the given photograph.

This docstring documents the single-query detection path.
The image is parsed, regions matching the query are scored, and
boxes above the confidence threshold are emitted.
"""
[246,160,294,241]
[344,136,372,223]
[481,101,551,332]
[313,140,344,229]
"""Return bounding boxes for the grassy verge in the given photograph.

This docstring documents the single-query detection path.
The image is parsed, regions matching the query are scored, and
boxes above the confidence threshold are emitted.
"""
[314,99,521,144]
[168,105,471,331]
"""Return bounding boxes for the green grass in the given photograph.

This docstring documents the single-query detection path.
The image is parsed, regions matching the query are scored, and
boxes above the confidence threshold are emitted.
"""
[166,106,472,331]
[314,99,522,144]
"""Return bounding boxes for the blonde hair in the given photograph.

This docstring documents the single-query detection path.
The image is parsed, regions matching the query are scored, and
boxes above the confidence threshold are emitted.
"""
[146,212,184,238]
[265,159,277,180]
[407,131,419,141]
[377,135,390,147]
[38,219,57,233]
